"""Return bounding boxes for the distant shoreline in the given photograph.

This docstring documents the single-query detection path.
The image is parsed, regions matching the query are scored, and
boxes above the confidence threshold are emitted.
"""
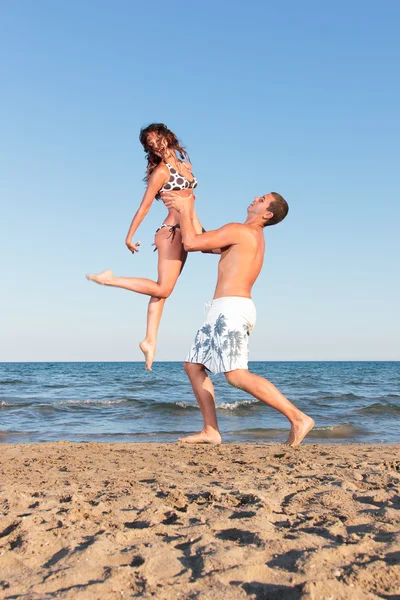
[1,360,399,364]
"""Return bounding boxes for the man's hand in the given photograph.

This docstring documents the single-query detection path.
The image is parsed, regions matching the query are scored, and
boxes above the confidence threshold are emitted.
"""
[126,240,141,254]
[161,191,195,213]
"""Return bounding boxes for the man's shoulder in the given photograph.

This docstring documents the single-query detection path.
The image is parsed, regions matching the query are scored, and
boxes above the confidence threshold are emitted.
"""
[222,222,247,231]
[218,222,249,238]
[216,223,258,248]
[223,222,256,236]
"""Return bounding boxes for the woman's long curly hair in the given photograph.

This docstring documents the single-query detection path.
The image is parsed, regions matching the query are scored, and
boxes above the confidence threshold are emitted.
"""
[139,123,190,183]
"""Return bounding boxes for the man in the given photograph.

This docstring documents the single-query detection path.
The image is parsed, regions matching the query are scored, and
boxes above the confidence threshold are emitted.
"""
[162,191,314,447]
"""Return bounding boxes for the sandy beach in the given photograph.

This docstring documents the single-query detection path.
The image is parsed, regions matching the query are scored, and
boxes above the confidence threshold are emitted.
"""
[0,442,399,599]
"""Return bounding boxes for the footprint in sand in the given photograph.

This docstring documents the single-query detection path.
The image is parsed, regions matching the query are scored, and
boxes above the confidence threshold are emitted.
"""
[229,510,257,520]
[124,520,151,529]
[215,528,263,547]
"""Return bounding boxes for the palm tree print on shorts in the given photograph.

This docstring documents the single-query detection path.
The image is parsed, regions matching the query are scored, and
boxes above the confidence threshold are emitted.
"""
[191,313,249,372]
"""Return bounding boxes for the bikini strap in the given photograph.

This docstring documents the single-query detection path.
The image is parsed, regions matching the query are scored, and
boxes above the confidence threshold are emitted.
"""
[181,160,193,173]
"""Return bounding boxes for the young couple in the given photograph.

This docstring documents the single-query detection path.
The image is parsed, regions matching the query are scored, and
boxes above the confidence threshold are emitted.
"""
[87,123,314,447]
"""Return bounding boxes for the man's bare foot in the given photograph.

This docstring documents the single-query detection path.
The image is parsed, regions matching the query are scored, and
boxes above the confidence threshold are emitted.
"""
[139,340,156,371]
[178,429,222,445]
[86,269,114,285]
[284,415,315,447]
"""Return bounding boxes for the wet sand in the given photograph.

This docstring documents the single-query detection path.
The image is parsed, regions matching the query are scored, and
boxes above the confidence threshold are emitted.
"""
[0,442,399,599]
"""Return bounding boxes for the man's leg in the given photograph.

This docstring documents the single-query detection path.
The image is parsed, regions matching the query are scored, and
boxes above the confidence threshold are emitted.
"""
[179,362,222,444]
[225,369,314,447]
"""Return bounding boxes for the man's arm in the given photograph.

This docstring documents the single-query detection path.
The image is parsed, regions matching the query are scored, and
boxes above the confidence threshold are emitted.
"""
[191,207,205,235]
[202,246,222,255]
[179,204,241,252]
[162,191,242,252]
[191,208,221,254]
[162,191,225,252]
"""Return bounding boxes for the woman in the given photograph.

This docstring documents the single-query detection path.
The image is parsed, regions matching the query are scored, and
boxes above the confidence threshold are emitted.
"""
[87,123,202,370]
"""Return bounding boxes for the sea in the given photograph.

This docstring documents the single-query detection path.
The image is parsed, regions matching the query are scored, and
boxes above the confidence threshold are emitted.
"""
[0,362,399,444]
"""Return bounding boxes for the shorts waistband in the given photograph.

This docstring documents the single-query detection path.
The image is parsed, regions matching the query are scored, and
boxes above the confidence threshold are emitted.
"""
[212,296,253,303]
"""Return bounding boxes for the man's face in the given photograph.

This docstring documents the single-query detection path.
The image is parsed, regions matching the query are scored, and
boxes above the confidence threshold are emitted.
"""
[248,194,274,219]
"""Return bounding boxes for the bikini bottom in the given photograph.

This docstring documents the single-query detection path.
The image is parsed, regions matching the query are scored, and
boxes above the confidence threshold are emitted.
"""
[153,223,181,251]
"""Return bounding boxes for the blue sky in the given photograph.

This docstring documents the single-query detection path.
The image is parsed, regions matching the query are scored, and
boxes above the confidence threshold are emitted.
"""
[1,0,399,361]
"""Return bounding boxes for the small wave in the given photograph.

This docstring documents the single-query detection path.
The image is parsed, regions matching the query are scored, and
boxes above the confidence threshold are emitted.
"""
[230,423,369,440]
[1,398,146,409]
[217,399,259,411]
[70,430,186,440]
[308,423,368,439]
[227,428,286,439]
[176,400,259,411]
[152,399,259,412]
[59,398,131,406]
[43,384,73,389]
[1,401,32,408]
[146,401,199,413]
[1,401,73,412]
[0,429,39,439]
[29,404,68,413]
[356,402,400,416]
[174,402,199,410]
[343,380,374,386]
[316,393,364,402]
[0,379,26,386]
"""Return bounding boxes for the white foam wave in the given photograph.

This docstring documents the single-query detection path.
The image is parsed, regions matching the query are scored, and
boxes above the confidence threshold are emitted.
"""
[175,399,258,411]
[217,400,258,410]
[175,401,197,409]
[59,399,127,406]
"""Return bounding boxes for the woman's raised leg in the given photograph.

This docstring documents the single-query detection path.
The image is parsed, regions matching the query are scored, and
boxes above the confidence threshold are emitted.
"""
[86,227,186,298]
[86,226,187,370]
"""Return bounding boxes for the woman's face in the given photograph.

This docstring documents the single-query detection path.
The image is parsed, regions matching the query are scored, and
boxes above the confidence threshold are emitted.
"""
[145,132,168,157]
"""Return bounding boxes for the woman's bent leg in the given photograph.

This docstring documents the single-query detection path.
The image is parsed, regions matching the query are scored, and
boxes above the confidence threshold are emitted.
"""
[136,227,187,370]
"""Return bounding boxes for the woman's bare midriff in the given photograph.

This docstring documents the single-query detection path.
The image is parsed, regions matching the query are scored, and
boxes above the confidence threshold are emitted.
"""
[161,189,192,226]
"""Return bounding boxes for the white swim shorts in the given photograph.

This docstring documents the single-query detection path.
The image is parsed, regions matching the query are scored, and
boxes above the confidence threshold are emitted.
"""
[185,296,257,374]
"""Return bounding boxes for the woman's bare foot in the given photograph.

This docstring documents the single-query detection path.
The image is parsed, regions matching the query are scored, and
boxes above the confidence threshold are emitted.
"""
[139,340,156,371]
[178,429,222,445]
[284,415,315,447]
[86,269,114,285]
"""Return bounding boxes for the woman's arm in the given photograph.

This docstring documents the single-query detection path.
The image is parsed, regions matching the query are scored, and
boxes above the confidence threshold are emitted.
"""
[125,165,169,253]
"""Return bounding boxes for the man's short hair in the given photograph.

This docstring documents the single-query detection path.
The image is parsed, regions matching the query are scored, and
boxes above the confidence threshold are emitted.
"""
[265,192,289,226]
